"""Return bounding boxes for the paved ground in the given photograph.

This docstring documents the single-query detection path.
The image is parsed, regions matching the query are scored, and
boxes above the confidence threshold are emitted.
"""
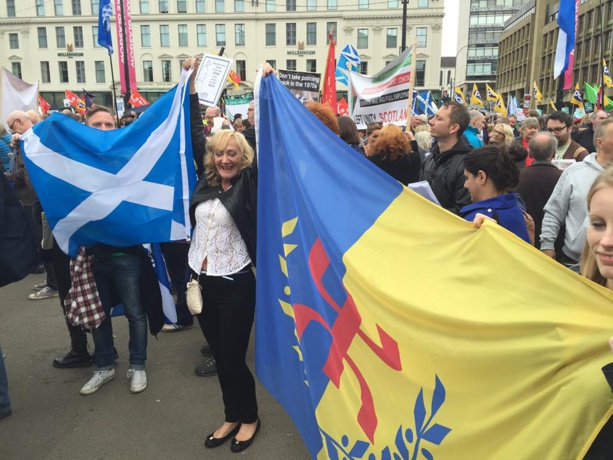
[0,272,311,460]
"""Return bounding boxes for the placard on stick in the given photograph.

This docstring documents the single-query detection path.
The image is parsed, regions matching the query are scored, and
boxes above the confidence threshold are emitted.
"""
[195,54,233,107]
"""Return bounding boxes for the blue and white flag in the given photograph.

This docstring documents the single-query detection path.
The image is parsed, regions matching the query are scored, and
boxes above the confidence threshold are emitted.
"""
[553,0,576,78]
[417,91,437,116]
[335,44,361,86]
[507,94,518,117]
[149,243,178,323]
[98,0,114,54]
[21,70,196,257]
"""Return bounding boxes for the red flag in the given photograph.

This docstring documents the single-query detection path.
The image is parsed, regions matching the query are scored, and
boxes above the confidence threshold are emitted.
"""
[65,89,86,114]
[337,97,349,116]
[227,70,241,90]
[322,32,337,114]
[129,89,149,107]
[38,94,51,114]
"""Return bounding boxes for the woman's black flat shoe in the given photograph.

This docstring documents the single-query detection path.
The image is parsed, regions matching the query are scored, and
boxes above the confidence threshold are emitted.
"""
[204,424,240,448]
[231,419,261,453]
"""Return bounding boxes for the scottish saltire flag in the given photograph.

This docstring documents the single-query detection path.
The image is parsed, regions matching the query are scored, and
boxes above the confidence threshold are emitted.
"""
[21,70,196,257]
[335,44,360,87]
[98,0,113,54]
[255,71,613,459]
[554,0,577,78]
[416,91,436,116]
[149,243,177,323]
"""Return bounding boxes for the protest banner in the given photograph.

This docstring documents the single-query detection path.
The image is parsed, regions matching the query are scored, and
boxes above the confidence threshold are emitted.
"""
[278,69,321,103]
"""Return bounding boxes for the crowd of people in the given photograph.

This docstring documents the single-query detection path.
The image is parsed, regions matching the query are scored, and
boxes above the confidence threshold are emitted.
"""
[2,60,613,455]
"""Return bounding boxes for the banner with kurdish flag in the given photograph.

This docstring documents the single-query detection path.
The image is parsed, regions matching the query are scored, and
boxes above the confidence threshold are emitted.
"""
[349,46,415,128]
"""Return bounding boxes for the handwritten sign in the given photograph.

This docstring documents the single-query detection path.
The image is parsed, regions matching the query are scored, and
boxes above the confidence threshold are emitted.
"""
[195,54,233,106]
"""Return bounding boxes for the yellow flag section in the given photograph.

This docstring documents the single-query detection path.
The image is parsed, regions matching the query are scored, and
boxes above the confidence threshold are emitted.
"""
[315,188,613,459]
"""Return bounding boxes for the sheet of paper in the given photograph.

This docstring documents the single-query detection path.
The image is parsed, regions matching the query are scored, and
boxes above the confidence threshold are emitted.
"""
[407,180,441,206]
[194,54,233,107]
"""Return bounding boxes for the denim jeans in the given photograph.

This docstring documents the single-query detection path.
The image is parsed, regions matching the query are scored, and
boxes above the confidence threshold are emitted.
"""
[92,253,147,370]
[0,346,11,415]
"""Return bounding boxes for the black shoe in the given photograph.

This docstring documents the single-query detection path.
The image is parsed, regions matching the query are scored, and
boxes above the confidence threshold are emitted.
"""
[53,350,93,368]
[31,264,45,274]
[0,409,12,421]
[231,420,261,453]
[204,424,240,448]
[201,345,213,357]
[194,357,217,377]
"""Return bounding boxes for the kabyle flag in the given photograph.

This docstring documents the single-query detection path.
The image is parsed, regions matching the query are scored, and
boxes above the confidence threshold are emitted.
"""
[336,44,361,87]
[21,70,196,257]
[349,46,414,128]
[254,70,613,460]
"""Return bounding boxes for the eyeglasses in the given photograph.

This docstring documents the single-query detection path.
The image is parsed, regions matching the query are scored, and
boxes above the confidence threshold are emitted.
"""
[546,126,568,133]
[492,130,505,136]
[247,108,254,112]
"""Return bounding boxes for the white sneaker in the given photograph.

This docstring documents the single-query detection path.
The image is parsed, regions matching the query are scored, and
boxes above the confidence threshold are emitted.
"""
[80,369,115,395]
[28,286,59,300]
[127,369,147,394]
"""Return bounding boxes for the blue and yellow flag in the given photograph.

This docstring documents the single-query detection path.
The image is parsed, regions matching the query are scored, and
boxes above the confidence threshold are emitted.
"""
[255,73,613,459]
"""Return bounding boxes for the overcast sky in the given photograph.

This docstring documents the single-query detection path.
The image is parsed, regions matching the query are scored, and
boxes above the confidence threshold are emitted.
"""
[442,1,459,57]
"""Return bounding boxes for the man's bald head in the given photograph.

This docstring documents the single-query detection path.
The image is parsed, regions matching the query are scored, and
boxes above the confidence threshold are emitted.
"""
[7,110,33,134]
[26,110,42,125]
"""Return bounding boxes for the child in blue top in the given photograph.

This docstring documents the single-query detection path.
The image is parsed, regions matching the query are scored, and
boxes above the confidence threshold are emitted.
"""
[460,144,530,243]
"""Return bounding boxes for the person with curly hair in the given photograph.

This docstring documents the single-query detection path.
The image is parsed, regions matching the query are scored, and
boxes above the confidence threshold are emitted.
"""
[460,145,530,242]
[305,102,339,135]
[366,124,421,185]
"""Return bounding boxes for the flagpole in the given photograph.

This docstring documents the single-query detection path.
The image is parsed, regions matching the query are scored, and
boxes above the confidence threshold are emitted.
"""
[406,40,417,125]
[599,0,605,109]
[108,53,119,124]
[347,60,353,118]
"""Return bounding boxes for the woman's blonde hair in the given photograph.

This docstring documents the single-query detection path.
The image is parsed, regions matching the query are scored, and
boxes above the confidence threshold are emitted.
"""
[580,167,613,286]
[204,130,254,187]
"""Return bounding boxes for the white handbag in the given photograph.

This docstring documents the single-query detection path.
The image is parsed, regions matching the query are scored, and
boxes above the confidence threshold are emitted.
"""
[186,275,202,315]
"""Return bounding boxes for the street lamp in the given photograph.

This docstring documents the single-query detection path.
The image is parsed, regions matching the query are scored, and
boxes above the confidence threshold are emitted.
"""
[450,44,470,96]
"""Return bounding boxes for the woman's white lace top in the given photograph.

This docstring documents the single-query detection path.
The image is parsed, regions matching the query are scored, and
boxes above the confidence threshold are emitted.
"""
[188,198,251,276]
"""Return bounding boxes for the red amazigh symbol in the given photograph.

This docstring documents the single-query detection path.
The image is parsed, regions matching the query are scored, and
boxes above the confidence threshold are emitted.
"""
[293,238,402,443]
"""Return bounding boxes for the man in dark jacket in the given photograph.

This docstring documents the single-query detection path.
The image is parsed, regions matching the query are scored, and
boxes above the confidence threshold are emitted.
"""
[516,132,562,250]
[420,101,473,214]
[572,110,608,154]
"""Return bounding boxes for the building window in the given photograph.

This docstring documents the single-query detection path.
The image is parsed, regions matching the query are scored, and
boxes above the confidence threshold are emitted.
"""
[359,0,368,9]
[307,23,316,45]
[286,23,296,46]
[286,0,296,11]
[159,0,168,12]
[143,61,153,82]
[266,0,275,11]
[7,0,15,16]
[178,24,188,46]
[160,25,170,46]
[41,61,51,83]
[56,27,66,48]
[9,34,19,49]
[38,28,48,48]
[216,24,226,46]
[306,59,317,73]
[286,59,296,71]
[234,0,244,11]
[215,0,224,12]
[416,27,427,48]
[74,26,84,48]
[72,0,82,15]
[76,61,86,83]
[265,24,276,46]
[359,62,368,74]
[418,0,428,6]
[388,0,398,7]
[95,61,105,83]
[162,60,171,82]
[197,25,207,46]
[196,0,205,12]
[386,28,397,48]
[307,0,316,10]
[12,63,22,79]
[92,26,100,47]
[327,22,336,43]
[177,0,187,12]
[91,0,99,15]
[54,0,64,15]
[327,0,337,10]
[140,0,149,13]
[235,24,245,46]
[236,60,246,82]
[141,25,151,46]
[36,0,45,16]
[415,60,425,86]
[268,60,276,69]
[357,29,368,49]
[59,61,69,83]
